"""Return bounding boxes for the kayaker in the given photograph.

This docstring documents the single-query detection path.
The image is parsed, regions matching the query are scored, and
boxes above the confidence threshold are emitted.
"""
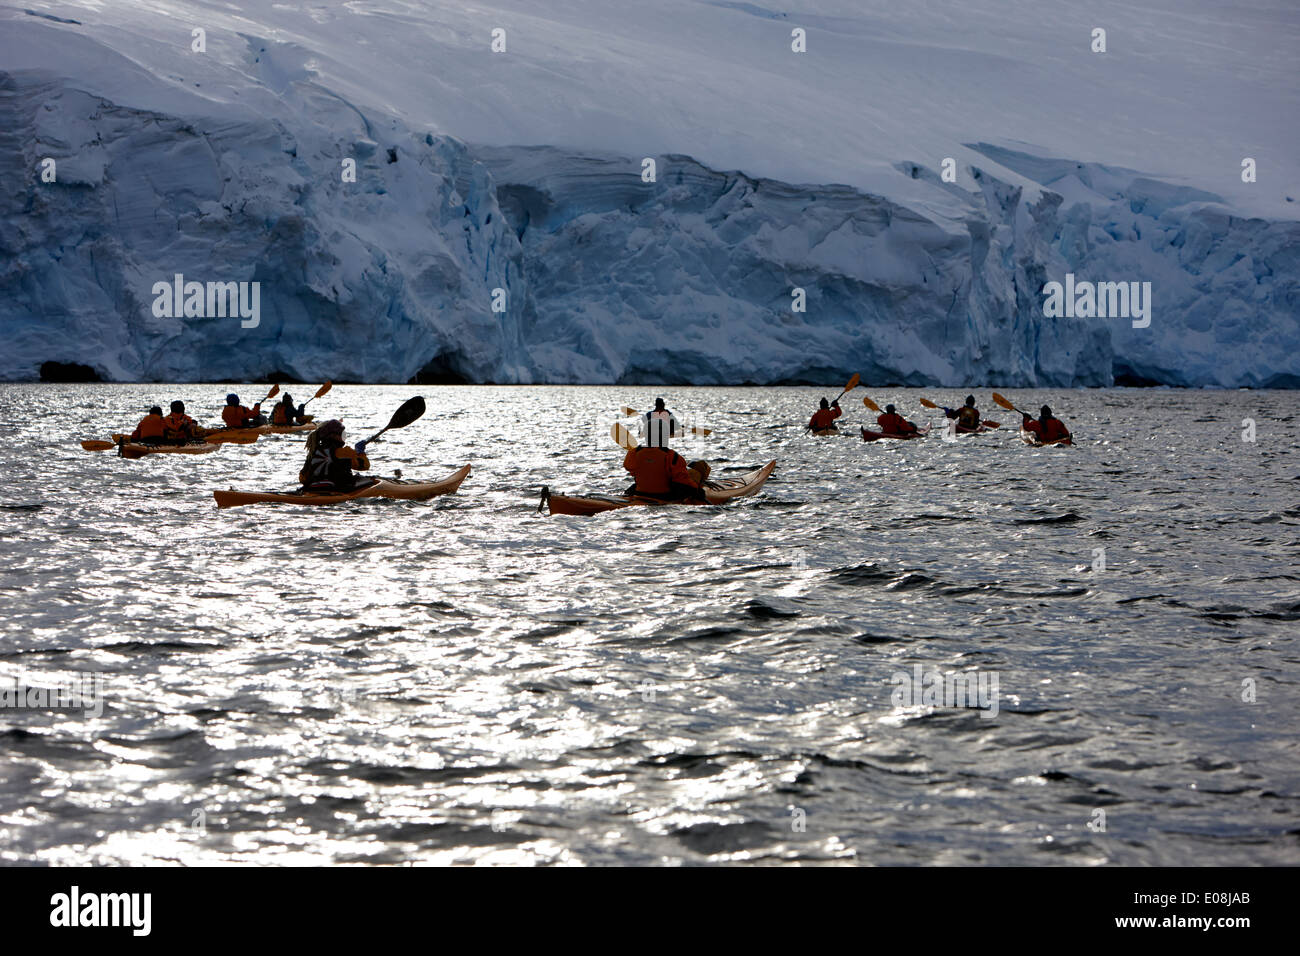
[1022,405,1072,443]
[129,406,166,444]
[221,393,266,429]
[876,404,919,436]
[644,398,678,441]
[623,428,705,502]
[300,420,371,491]
[808,398,842,432]
[944,395,982,431]
[162,401,202,444]
[271,393,307,426]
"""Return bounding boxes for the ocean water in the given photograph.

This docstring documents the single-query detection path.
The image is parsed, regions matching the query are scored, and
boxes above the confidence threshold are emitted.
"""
[1,384,1297,865]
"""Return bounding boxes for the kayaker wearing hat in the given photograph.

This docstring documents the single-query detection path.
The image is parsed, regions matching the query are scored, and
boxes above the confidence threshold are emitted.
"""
[1021,405,1072,444]
[162,401,202,444]
[944,395,982,432]
[221,393,266,429]
[129,406,166,444]
[271,393,308,426]
[808,397,842,433]
[623,416,706,501]
[875,403,919,437]
[644,397,678,440]
[300,420,371,491]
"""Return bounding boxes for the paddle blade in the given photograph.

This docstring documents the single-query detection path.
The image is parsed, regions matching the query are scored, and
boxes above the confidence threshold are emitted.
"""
[919,398,940,409]
[620,406,638,417]
[686,425,712,437]
[991,392,1016,412]
[386,396,426,431]
[264,384,281,402]
[610,422,637,451]
[862,396,881,412]
[982,420,1002,429]
[843,373,860,393]
[315,381,333,399]
[81,439,114,452]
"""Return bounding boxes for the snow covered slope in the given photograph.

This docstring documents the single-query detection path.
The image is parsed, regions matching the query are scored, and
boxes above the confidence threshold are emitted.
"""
[1,0,1297,384]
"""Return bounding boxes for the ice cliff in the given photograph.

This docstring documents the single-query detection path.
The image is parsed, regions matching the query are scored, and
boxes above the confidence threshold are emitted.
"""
[1,1,1297,386]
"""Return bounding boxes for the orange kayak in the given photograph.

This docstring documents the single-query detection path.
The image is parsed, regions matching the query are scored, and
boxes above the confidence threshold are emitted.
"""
[542,461,776,516]
[213,466,471,508]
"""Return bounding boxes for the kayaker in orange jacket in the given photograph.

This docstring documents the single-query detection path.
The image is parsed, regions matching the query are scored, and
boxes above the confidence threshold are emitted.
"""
[222,393,266,429]
[622,425,705,501]
[876,404,919,436]
[809,398,842,432]
[300,420,370,490]
[130,406,166,443]
[162,401,202,444]
[1022,405,1072,443]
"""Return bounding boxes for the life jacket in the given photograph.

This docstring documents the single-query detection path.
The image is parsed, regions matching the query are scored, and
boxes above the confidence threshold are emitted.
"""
[956,406,981,429]
[876,412,914,434]
[301,439,369,488]
[644,409,676,442]
[809,406,841,430]
[1040,417,1070,442]
[162,413,197,441]
[271,402,295,425]
[222,404,257,429]
[623,446,694,496]
[132,413,165,441]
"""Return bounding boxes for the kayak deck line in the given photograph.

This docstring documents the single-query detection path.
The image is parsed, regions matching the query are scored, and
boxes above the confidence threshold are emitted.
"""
[212,464,471,508]
[542,460,776,516]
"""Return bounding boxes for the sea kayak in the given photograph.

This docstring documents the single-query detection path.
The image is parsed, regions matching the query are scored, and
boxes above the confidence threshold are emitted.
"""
[542,460,776,516]
[119,441,222,460]
[1019,429,1073,446]
[861,424,931,442]
[266,422,318,434]
[213,465,471,508]
[203,425,272,443]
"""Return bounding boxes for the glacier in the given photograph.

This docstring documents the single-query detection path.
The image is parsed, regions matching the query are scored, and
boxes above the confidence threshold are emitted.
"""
[1,0,1297,386]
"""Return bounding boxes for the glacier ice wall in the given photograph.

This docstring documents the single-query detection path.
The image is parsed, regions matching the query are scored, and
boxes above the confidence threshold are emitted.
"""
[482,145,1299,387]
[0,64,533,384]
[1,11,1297,386]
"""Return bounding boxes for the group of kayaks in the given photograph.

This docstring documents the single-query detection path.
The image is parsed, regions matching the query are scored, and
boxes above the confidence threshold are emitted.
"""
[74,377,1072,514]
[810,376,1076,448]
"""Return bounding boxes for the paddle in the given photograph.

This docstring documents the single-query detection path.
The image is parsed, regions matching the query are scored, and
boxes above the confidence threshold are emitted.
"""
[919,397,1000,429]
[81,439,115,452]
[832,373,861,405]
[619,405,712,437]
[359,396,426,446]
[992,392,1028,416]
[610,422,637,451]
[862,396,881,413]
[302,381,332,407]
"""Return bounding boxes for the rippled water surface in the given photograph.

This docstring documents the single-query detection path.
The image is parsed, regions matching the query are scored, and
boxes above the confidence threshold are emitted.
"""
[2,384,1298,865]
